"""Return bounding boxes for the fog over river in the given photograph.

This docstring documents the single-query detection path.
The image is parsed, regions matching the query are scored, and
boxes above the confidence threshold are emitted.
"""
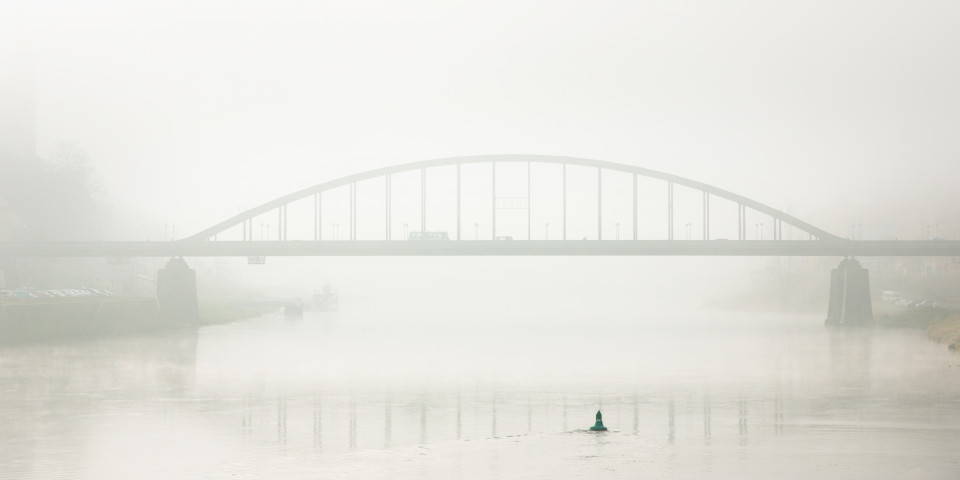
[2,268,959,479]
[4,1,960,477]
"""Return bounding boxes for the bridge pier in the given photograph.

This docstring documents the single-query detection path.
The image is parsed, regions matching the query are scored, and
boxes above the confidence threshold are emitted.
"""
[157,257,199,323]
[825,257,873,327]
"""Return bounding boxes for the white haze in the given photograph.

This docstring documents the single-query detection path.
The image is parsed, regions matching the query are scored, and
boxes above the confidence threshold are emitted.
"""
[4,4,960,478]
[2,0,960,241]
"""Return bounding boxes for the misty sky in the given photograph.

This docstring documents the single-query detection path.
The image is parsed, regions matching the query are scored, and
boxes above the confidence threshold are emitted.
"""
[2,0,959,239]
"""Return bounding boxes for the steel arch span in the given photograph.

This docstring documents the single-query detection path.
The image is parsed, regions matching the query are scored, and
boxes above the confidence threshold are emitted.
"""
[184,154,841,242]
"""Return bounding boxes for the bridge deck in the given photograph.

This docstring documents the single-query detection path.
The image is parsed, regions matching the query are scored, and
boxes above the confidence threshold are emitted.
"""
[3,240,960,257]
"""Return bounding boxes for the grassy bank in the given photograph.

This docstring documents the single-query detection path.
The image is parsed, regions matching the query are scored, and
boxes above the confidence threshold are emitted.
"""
[927,312,960,351]
[876,306,960,351]
[2,297,279,327]
[198,298,278,326]
[0,295,155,307]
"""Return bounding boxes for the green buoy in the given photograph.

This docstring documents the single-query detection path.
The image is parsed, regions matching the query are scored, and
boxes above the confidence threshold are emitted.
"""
[590,410,607,431]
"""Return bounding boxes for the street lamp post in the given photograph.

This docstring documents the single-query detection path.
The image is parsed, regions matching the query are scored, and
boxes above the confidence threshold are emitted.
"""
[403,223,409,240]
[474,222,478,240]
[616,222,620,240]
[545,222,549,240]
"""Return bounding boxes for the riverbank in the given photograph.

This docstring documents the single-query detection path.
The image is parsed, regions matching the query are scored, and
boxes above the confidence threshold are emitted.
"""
[875,305,960,351]
[0,296,166,343]
[198,298,278,326]
[0,296,280,343]
[926,313,960,351]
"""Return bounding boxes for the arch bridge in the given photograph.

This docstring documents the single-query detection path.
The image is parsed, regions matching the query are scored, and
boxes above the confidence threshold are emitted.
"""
[7,154,960,326]
[186,154,840,244]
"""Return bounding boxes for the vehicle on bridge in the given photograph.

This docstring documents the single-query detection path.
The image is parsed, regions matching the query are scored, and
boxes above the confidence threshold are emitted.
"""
[408,231,449,240]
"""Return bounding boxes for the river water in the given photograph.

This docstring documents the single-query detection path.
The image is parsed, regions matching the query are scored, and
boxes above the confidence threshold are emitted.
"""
[2,291,960,479]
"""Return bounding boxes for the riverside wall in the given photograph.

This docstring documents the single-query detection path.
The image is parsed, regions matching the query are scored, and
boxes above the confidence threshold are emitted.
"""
[0,297,174,343]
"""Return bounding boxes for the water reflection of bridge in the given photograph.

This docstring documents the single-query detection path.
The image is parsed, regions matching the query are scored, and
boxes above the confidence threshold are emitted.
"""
[0,321,924,470]
[242,389,790,451]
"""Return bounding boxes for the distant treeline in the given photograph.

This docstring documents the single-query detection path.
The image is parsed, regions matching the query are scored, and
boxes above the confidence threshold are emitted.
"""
[1,146,108,290]
[0,144,101,242]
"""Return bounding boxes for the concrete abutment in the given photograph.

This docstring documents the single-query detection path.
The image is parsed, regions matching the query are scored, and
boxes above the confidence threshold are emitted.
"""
[825,257,873,327]
[157,257,199,323]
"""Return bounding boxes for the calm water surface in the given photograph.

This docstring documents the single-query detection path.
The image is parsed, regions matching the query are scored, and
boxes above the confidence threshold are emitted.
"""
[2,297,959,479]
